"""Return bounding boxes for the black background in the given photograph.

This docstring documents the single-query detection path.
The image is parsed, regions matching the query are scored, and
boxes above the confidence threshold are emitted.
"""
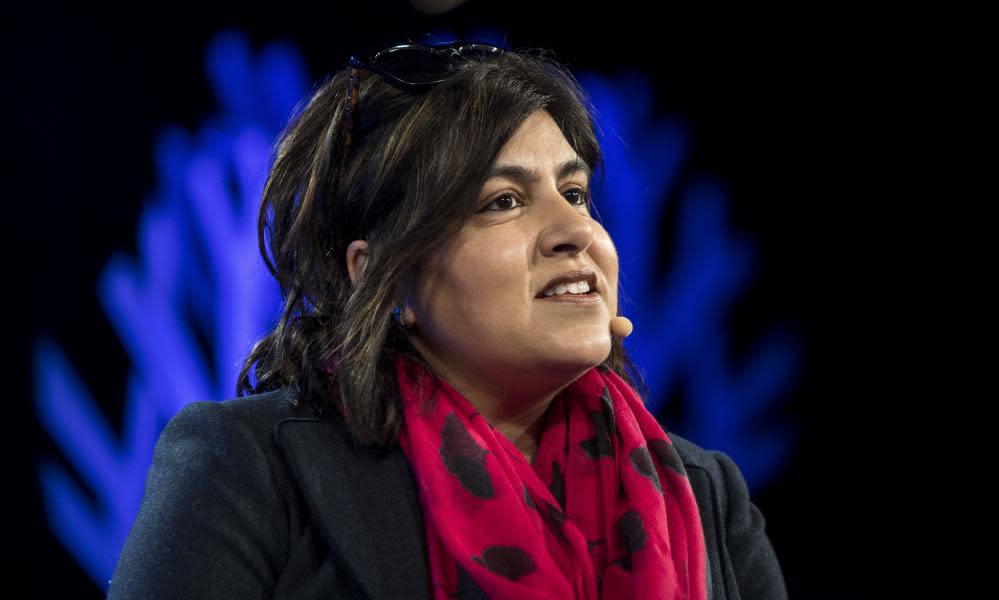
[11,2,993,597]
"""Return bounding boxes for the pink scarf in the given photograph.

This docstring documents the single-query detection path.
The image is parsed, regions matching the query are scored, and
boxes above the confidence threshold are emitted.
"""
[394,352,708,599]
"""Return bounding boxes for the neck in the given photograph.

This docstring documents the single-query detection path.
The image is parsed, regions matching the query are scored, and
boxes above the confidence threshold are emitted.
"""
[482,392,555,465]
[445,372,561,465]
[406,337,589,464]
[410,355,573,465]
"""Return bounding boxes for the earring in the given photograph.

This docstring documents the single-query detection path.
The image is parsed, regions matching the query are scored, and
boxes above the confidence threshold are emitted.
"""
[392,306,413,328]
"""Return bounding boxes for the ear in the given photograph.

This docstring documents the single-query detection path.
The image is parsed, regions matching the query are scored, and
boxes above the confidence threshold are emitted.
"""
[399,305,417,328]
[345,240,369,286]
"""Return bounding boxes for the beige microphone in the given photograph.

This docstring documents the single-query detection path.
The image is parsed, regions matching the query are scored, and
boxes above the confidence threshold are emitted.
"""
[609,316,633,338]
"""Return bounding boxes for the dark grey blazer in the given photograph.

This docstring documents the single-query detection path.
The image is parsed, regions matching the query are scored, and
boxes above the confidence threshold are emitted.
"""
[108,387,787,599]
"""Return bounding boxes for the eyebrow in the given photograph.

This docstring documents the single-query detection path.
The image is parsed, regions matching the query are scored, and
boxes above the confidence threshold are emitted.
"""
[485,158,592,186]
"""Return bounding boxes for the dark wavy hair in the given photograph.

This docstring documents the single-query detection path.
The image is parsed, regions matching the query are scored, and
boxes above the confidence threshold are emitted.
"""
[237,45,648,449]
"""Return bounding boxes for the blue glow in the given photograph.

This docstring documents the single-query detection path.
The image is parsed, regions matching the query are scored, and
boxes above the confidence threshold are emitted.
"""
[34,339,156,587]
[34,29,798,590]
[582,71,799,487]
[34,29,287,590]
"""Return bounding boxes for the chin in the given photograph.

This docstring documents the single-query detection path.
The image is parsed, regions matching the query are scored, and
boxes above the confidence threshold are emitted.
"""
[547,339,612,373]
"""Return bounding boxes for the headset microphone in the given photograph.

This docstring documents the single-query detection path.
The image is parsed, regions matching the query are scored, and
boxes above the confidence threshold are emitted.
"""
[609,316,633,338]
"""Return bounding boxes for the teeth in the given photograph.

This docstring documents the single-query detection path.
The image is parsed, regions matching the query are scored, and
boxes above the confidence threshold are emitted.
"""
[542,280,591,296]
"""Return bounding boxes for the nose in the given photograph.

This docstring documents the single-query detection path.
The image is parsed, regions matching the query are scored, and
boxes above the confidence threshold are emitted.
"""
[537,189,594,257]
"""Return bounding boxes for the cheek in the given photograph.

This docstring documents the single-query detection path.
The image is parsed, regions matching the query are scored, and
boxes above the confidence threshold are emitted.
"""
[591,229,620,310]
[424,233,529,320]
[453,236,526,293]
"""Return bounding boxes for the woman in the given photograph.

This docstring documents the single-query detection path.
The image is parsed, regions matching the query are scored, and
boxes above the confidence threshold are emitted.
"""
[108,41,787,599]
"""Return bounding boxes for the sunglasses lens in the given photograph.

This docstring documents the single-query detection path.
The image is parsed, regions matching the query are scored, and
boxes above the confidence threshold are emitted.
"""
[370,47,453,85]
[369,43,503,87]
[455,44,503,60]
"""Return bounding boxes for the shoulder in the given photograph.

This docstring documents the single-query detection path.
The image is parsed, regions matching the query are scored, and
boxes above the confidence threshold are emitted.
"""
[161,386,320,452]
[666,430,720,469]
[110,386,315,597]
[146,386,325,511]
[147,385,313,489]
[667,431,743,492]
[664,430,757,530]
[666,431,789,600]
[168,385,311,428]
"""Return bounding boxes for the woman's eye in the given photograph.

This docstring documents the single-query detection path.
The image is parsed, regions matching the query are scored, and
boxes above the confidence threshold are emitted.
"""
[564,187,590,207]
[480,194,522,212]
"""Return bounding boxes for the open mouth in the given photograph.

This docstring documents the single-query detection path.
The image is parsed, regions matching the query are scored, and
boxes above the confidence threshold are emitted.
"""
[536,270,599,299]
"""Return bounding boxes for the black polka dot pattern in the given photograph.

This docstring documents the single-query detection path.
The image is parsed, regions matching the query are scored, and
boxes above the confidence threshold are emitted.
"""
[580,386,617,459]
[455,563,490,600]
[649,438,687,477]
[548,460,565,509]
[629,446,663,492]
[600,386,617,435]
[542,501,569,543]
[618,510,647,552]
[441,412,494,499]
[522,483,535,509]
[612,509,648,571]
[472,546,537,581]
[393,352,706,599]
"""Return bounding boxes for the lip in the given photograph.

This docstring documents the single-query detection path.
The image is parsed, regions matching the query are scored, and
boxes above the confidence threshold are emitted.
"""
[535,269,599,299]
[536,292,603,304]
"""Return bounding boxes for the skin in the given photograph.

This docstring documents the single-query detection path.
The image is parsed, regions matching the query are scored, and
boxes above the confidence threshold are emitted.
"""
[347,109,619,464]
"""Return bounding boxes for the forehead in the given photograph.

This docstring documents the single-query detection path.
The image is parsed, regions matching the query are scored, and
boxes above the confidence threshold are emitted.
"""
[492,110,583,169]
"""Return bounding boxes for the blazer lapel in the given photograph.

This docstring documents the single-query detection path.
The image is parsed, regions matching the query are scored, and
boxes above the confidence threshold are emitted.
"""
[273,413,429,599]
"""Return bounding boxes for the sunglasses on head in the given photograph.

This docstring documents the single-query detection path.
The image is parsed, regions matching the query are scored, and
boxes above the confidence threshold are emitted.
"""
[340,41,506,157]
[349,41,505,90]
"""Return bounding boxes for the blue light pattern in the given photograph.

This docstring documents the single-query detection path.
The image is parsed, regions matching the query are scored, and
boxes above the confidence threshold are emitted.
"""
[581,71,799,488]
[34,30,294,589]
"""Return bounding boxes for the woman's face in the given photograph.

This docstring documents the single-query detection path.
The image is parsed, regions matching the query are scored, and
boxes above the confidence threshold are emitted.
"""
[407,110,619,403]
